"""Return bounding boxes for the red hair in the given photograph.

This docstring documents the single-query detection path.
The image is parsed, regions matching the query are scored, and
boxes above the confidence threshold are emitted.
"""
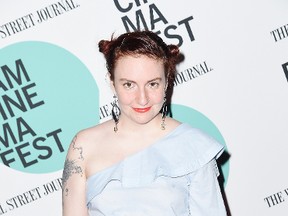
[99,31,180,89]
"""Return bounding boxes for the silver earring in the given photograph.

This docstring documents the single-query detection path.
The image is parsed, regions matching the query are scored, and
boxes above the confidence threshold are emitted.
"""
[112,95,121,132]
[161,96,168,130]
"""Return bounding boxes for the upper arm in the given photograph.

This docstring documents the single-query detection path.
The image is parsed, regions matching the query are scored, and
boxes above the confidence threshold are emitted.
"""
[62,134,88,216]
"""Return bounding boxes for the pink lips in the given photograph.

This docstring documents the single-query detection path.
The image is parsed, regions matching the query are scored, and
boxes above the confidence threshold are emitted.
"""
[133,107,151,113]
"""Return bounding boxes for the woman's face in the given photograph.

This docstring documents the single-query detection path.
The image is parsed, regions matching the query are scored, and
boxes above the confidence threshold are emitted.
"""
[112,55,166,126]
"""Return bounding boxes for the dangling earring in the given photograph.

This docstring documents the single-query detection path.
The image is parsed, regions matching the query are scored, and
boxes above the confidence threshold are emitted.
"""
[112,95,121,132]
[161,96,168,130]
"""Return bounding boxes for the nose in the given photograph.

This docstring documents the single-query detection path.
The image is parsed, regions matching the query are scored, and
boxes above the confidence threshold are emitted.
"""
[136,87,149,106]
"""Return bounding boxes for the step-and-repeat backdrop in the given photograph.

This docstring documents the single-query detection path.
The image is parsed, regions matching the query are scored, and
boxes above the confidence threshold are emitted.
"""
[0,1,287,215]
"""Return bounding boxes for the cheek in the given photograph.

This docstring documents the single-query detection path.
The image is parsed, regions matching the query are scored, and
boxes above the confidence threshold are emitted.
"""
[149,91,165,104]
[117,92,135,105]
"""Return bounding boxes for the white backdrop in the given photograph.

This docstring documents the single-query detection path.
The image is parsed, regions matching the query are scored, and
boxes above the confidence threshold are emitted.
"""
[1,1,288,215]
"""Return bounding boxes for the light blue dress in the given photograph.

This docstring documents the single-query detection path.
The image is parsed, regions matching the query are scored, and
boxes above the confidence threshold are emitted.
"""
[86,123,227,216]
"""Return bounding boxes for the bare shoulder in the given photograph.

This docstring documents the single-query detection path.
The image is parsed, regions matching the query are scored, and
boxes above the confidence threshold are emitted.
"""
[72,120,115,153]
[63,120,114,175]
[73,120,119,175]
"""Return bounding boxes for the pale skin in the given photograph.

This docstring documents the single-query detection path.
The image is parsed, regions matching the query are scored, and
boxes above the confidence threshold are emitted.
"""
[62,55,181,216]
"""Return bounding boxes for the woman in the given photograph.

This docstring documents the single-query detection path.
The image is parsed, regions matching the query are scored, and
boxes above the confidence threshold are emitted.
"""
[62,30,227,215]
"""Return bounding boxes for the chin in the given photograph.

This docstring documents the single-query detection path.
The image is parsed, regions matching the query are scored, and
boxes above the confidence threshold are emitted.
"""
[134,114,160,125]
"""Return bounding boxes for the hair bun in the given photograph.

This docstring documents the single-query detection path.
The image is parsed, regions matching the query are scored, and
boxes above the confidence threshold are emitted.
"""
[98,40,111,56]
[167,45,179,56]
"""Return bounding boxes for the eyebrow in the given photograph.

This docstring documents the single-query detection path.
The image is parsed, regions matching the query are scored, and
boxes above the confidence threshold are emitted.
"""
[148,77,162,83]
[119,77,163,83]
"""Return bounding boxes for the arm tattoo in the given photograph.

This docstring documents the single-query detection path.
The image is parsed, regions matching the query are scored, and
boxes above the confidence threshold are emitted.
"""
[62,135,84,196]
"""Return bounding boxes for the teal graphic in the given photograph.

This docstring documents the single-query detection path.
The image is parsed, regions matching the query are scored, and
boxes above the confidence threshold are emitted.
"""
[0,41,99,173]
[171,104,229,186]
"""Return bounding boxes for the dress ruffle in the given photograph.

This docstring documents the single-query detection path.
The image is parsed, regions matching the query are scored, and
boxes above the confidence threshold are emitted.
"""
[86,123,224,205]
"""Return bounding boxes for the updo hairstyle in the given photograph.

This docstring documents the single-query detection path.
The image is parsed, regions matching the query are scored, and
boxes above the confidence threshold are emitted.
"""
[98,30,180,89]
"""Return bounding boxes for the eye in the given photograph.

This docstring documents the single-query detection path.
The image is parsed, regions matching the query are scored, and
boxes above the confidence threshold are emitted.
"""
[148,81,160,89]
[123,82,134,89]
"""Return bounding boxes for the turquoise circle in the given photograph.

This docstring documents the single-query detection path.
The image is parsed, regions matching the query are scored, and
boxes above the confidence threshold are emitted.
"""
[0,41,99,173]
[171,104,229,186]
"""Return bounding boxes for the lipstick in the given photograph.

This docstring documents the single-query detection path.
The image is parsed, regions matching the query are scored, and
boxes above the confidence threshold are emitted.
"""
[133,107,151,113]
